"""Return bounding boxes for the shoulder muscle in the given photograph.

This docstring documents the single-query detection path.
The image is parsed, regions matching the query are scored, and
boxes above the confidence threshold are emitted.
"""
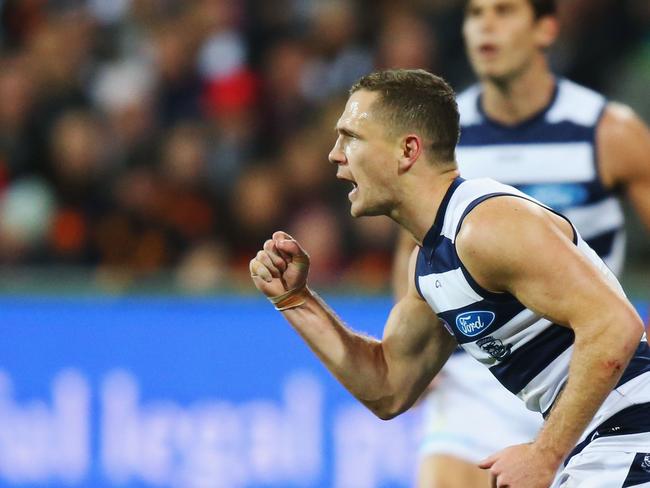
[597,102,650,188]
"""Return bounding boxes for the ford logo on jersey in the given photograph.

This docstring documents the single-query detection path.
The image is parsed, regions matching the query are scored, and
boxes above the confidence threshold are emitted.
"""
[455,311,495,337]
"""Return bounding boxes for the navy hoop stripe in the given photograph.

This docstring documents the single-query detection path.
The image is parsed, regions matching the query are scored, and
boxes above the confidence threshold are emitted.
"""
[489,324,574,394]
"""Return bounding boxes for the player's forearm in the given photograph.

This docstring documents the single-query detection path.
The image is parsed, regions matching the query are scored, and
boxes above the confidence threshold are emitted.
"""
[279,288,395,414]
[535,318,643,463]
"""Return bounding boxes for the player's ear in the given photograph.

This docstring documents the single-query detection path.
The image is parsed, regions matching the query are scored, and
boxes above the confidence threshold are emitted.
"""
[535,15,558,49]
[398,134,422,174]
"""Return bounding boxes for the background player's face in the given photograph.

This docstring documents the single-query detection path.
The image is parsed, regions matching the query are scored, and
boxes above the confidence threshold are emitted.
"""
[329,90,400,218]
[463,0,554,83]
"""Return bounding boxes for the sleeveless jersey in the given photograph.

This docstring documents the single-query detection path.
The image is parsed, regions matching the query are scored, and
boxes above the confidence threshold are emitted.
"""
[456,78,625,275]
[415,177,650,417]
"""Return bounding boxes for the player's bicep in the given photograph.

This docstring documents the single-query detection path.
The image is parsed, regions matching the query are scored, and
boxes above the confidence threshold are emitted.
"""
[383,293,456,368]
[381,248,457,406]
[457,197,631,330]
[505,234,619,328]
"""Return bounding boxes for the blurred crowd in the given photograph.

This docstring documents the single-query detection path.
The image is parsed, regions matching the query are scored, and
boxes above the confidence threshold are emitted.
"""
[0,0,648,292]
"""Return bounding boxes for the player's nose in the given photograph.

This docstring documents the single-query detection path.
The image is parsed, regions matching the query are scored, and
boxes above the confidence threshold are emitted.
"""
[479,9,498,33]
[328,140,346,165]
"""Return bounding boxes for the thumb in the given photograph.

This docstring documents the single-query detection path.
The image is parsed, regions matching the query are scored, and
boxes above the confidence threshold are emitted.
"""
[276,239,309,266]
[478,453,497,470]
[272,230,294,242]
[273,232,307,259]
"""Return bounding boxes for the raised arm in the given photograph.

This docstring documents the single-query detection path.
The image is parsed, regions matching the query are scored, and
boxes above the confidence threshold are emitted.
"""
[456,197,645,487]
[250,231,457,419]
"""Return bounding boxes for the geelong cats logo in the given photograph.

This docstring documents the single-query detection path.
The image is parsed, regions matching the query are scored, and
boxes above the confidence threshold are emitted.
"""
[641,454,650,473]
[477,336,512,361]
[455,311,495,337]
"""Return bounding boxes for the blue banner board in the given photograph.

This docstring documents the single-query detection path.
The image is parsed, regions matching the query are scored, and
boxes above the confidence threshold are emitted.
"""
[0,296,646,488]
[0,296,421,488]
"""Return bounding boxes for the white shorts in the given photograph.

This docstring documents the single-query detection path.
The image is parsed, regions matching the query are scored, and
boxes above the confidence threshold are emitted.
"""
[419,351,543,464]
[553,443,650,487]
[551,370,650,487]
[549,371,650,487]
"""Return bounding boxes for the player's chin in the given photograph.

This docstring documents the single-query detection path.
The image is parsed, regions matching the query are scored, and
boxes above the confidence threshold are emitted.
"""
[349,200,370,218]
[482,66,513,84]
[474,62,505,80]
[350,202,385,219]
[349,203,363,218]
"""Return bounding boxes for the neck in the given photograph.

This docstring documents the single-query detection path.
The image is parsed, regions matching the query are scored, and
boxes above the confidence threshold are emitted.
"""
[390,168,460,245]
[480,56,555,125]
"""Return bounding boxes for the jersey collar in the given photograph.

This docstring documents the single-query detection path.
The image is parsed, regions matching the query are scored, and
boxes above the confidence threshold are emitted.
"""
[421,176,465,260]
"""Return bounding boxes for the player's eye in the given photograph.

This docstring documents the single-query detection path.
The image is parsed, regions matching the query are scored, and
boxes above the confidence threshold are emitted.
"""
[495,3,515,16]
[466,6,481,18]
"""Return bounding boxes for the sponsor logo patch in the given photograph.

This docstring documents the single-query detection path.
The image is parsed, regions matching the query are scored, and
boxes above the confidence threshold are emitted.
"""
[455,311,495,337]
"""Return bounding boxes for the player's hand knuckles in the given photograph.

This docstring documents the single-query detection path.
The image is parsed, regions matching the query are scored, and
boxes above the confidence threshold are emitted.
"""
[259,251,277,268]
[251,261,268,281]
[258,253,281,276]
[256,256,273,274]
[262,264,278,279]
[257,250,272,264]
[268,249,286,267]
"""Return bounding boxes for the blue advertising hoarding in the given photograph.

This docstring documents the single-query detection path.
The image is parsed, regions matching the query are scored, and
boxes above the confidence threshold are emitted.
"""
[0,296,421,488]
[0,296,647,488]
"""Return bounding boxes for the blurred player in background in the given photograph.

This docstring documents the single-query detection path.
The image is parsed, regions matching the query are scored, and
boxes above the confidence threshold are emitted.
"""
[250,68,650,488]
[392,0,650,486]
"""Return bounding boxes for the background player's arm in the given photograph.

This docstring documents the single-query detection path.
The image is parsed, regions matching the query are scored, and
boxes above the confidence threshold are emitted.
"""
[251,235,457,419]
[392,229,416,301]
[598,103,650,231]
[456,197,645,470]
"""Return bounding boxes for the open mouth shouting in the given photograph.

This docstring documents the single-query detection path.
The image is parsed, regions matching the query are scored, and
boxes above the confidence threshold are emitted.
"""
[337,174,359,200]
[478,42,499,57]
[348,180,358,200]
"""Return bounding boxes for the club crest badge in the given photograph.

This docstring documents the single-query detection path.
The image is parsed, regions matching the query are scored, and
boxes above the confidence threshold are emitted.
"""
[476,336,512,361]
[641,454,650,473]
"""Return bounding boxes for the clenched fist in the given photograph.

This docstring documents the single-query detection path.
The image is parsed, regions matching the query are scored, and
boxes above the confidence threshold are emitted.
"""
[250,231,311,309]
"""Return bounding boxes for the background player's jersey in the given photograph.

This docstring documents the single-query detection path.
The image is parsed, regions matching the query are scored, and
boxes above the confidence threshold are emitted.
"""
[456,79,625,275]
[414,177,650,421]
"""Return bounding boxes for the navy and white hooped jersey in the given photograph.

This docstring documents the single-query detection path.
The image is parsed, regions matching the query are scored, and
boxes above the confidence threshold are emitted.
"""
[456,78,625,275]
[415,177,650,417]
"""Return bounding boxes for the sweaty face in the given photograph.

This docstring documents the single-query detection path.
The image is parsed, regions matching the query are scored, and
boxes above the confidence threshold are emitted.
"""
[463,0,546,82]
[329,90,399,218]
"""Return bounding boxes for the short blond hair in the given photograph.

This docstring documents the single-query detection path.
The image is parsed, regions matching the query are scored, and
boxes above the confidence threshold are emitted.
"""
[350,69,459,162]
